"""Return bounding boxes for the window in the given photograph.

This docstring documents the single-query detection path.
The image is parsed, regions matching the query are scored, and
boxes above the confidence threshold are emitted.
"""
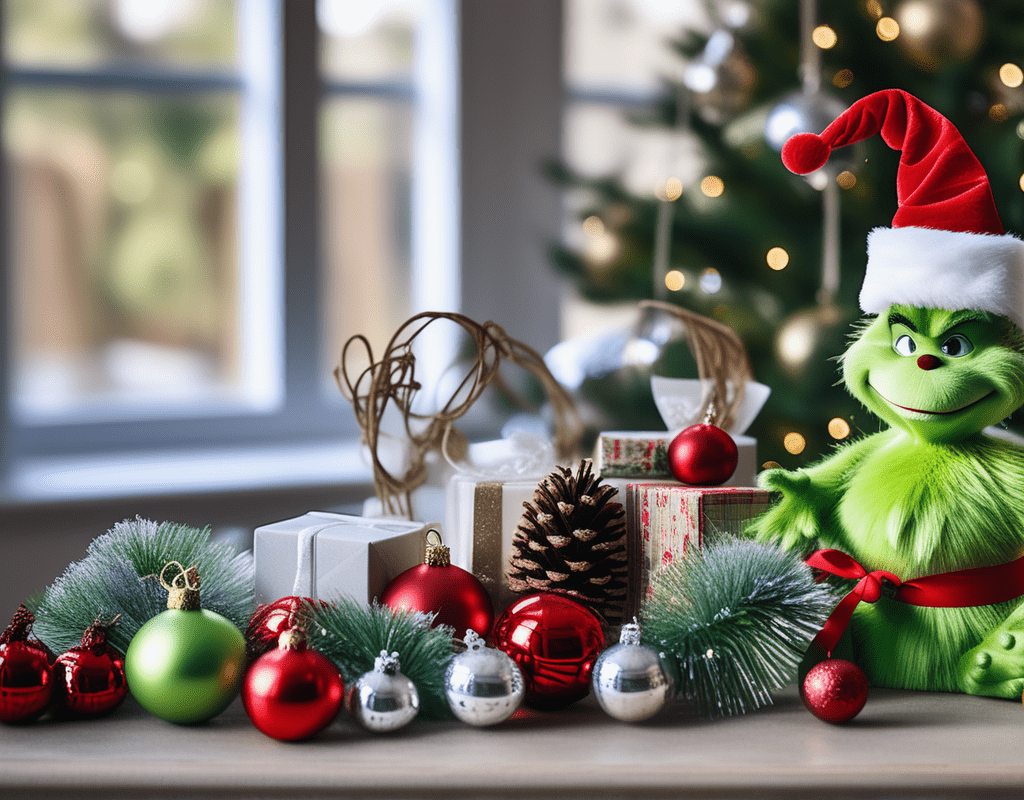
[1,1,564,500]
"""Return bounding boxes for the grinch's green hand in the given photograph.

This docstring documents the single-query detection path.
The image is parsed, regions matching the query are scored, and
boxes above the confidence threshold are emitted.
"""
[748,468,822,552]
[959,605,1024,699]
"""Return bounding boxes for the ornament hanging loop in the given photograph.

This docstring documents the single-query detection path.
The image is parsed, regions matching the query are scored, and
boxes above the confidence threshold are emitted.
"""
[156,561,201,611]
[424,529,451,567]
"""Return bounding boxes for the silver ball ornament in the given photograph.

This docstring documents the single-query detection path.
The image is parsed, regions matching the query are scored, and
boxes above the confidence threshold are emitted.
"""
[592,620,674,723]
[445,630,525,726]
[349,650,419,733]
[765,91,855,182]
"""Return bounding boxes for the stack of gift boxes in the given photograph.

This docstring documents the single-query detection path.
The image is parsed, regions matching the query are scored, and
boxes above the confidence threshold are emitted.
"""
[254,383,774,625]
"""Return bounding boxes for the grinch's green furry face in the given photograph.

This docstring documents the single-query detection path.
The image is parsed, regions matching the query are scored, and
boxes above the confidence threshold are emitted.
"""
[843,305,1024,442]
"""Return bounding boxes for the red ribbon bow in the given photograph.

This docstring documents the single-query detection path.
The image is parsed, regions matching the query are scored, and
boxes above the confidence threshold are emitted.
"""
[806,548,1024,655]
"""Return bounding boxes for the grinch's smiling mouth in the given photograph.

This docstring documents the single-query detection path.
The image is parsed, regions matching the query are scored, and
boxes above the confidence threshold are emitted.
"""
[869,385,996,416]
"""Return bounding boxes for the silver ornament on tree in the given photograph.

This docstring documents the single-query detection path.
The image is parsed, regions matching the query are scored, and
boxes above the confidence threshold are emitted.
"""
[349,650,419,733]
[444,630,525,726]
[592,619,674,723]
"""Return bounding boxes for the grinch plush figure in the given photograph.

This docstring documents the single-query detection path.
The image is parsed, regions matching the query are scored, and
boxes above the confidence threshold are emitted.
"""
[749,89,1024,698]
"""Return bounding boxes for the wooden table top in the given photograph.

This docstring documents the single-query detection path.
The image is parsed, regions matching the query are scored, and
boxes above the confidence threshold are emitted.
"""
[1,685,1022,799]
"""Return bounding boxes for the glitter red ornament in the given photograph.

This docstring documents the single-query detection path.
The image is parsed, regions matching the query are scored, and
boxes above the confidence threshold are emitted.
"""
[381,530,494,637]
[0,605,53,725]
[52,620,128,719]
[492,593,605,709]
[242,627,345,741]
[801,658,868,724]
[667,418,738,486]
[245,596,327,661]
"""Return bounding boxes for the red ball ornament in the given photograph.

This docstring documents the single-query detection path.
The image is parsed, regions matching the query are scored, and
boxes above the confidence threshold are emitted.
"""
[0,605,53,725]
[381,530,494,637]
[801,658,868,724]
[245,596,327,660]
[52,621,128,719]
[242,628,345,741]
[492,593,605,709]
[668,422,738,485]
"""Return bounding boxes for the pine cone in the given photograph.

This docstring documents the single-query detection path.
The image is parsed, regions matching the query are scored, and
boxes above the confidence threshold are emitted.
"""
[506,459,627,624]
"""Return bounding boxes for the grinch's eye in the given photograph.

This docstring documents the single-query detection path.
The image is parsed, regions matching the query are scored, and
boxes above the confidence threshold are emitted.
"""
[941,334,974,357]
[893,334,916,356]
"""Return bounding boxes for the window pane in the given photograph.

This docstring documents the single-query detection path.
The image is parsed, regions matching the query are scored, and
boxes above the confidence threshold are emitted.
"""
[3,0,237,69]
[5,88,244,418]
[317,0,421,83]
[320,98,413,379]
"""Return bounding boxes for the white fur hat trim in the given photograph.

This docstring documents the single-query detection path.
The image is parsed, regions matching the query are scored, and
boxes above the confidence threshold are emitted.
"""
[861,226,1024,331]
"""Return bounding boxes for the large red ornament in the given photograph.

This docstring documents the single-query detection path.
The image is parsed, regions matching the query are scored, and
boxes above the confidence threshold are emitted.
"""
[242,628,345,741]
[801,658,868,724]
[668,422,738,485]
[52,621,128,719]
[381,531,494,638]
[492,593,605,709]
[0,605,53,724]
[245,596,326,660]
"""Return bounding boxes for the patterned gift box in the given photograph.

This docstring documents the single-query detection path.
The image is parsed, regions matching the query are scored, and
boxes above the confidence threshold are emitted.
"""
[624,484,775,618]
[596,431,760,486]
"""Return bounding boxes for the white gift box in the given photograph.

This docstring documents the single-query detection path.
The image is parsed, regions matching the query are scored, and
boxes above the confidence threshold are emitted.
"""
[254,512,432,606]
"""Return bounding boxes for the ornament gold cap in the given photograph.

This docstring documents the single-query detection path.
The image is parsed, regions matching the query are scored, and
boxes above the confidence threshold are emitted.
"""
[158,562,201,611]
[278,628,307,651]
[424,528,450,567]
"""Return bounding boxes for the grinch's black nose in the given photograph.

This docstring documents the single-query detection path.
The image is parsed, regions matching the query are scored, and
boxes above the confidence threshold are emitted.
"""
[917,354,942,370]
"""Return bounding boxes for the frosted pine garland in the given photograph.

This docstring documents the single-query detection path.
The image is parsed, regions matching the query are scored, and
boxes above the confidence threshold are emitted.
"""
[641,537,834,717]
[30,517,254,656]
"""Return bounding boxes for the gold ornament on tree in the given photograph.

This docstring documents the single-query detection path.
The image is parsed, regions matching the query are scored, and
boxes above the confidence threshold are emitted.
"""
[893,0,983,72]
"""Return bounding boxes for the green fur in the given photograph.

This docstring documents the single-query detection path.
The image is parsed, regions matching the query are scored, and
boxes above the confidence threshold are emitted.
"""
[749,304,1024,698]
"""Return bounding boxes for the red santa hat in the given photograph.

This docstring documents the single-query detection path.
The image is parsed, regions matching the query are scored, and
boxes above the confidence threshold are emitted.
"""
[781,88,1024,330]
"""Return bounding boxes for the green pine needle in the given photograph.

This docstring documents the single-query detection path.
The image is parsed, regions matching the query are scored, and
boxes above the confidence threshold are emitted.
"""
[641,537,834,718]
[29,517,255,656]
[307,597,455,720]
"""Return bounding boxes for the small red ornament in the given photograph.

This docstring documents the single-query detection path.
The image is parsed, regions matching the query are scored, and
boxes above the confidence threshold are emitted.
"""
[52,620,128,719]
[801,658,868,724]
[492,593,605,709]
[242,628,345,741]
[667,415,738,486]
[245,596,326,660]
[0,605,53,724]
[381,530,494,638]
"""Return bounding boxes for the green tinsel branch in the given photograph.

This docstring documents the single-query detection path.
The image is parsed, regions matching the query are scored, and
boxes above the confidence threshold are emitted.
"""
[29,517,255,656]
[306,597,455,720]
[641,537,834,718]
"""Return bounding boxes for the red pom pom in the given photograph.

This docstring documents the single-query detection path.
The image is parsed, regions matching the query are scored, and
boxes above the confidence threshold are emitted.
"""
[801,658,868,724]
[781,132,831,175]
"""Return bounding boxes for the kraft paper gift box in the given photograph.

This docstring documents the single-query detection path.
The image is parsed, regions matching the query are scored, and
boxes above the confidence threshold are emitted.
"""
[623,484,775,618]
[254,512,432,606]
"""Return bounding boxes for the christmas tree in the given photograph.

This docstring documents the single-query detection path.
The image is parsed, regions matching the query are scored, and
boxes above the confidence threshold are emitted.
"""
[549,0,1024,466]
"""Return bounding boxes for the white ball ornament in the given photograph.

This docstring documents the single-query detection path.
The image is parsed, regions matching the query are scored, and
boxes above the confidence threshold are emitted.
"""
[445,630,525,726]
[592,619,674,722]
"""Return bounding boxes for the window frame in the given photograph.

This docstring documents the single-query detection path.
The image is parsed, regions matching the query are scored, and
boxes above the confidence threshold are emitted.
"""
[0,0,566,499]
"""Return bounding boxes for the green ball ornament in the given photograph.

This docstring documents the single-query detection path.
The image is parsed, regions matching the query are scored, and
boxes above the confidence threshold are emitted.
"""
[125,563,246,725]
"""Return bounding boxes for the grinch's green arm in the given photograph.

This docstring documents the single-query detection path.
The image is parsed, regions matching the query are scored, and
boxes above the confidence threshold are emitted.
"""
[748,433,883,552]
